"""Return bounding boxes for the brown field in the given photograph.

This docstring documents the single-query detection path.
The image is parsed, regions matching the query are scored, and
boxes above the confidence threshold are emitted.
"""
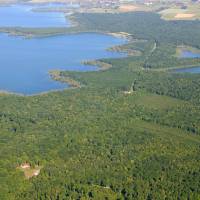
[174,13,195,19]
[159,3,200,21]
[119,5,138,12]
[17,163,42,179]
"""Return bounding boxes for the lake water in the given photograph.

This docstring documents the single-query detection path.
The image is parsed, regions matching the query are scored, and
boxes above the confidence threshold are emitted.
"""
[0,4,126,94]
[0,33,126,95]
[0,4,69,27]
[175,67,200,74]
[180,50,200,59]
[176,50,200,74]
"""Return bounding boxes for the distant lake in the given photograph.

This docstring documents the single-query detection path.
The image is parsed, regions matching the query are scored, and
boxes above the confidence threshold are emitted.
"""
[0,4,69,27]
[175,66,200,74]
[176,50,200,74]
[180,50,200,59]
[0,33,126,95]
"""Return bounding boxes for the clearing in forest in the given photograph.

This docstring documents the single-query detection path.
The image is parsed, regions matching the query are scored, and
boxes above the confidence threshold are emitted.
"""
[18,163,42,179]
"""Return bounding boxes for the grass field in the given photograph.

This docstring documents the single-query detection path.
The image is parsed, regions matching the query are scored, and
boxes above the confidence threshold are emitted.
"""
[159,3,200,20]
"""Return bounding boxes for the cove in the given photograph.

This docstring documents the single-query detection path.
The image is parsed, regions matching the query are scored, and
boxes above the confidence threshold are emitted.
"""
[0,4,69,27]
[0,33,126,95]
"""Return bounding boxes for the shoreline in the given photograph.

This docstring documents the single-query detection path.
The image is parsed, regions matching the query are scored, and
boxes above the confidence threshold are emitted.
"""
[0,27,132,41]
[0,9,132,41]
[170,65,200,72]
[49,70,81,89]
[1,5,199,96]
[0,29,129,96]
[1,34,199,96]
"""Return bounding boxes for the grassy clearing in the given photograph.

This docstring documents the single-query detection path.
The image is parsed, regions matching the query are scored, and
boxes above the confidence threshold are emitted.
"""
[159,4,200,20]
[18,164,42,179]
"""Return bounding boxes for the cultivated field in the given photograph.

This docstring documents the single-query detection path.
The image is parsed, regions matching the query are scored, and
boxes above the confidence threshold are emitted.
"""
[159,3,200,20]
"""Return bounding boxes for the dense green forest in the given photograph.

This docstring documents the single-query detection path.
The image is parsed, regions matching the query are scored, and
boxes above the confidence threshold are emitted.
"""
[1,11,200,48]
[74,12,200,48]
[1,11,200,200]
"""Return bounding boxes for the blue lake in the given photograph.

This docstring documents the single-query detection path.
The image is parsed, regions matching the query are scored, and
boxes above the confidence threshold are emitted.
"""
[0,4,69,27]
[0,33,126,95]
[0,4,126,94]
[180,50,200,59]
[176,50,200,74]
[175,67,200,74]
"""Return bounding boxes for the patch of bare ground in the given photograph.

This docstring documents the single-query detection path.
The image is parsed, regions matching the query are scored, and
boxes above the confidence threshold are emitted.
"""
[17,163,42,179]
[119,5,138,12]
[174,13,195,19]
[109,32,132,41]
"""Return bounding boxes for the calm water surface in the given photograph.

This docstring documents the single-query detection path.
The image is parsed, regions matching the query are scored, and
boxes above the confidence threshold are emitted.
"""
[180,50,200,59]
[0,33,126,94]
[175,67,200,74]
[0,4,69,27]
[0,4,125,94]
